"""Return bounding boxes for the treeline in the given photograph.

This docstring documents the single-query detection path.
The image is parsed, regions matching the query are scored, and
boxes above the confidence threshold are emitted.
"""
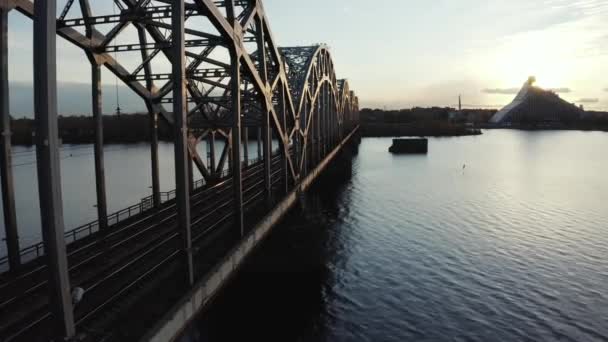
[578,111,608,130]
[359,107,494,137]
[10,114,173,145]
[360,107,496,125]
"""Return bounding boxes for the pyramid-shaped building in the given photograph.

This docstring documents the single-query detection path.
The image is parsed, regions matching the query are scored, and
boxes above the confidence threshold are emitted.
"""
[490,77,582,124]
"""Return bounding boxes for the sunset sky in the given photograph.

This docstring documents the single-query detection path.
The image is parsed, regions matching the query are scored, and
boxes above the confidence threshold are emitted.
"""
[5,0,608,112]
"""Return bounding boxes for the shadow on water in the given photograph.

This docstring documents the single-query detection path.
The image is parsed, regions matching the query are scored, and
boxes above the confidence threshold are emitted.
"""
[179,143,359,342]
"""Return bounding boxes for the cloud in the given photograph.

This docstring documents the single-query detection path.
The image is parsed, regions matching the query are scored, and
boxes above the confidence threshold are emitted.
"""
[482,87,572,95]
[578,98,600,104]
[482,88,520,95]
[548,88,572,94]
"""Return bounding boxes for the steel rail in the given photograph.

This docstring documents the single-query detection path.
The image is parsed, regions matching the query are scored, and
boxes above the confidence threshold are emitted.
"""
[75,171,285,328]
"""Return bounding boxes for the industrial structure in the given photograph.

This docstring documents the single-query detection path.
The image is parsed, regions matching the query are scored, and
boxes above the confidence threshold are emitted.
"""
[0,0,359,340]
[489,77,582,125]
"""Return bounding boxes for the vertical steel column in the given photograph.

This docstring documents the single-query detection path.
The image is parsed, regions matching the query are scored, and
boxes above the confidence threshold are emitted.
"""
[256,16,271,203]
[136,25,161,208]
[208,131,216,176]
[326,86,331,151]
[150,112,161,207]
[242,127,248,166]
[322,83,327,157]
[91,64,108,231]
[315,89,324,164]
[256,127,262,160]
[328,86,332,149]
[326,85,331,150]
[313,92,318,165]
[331,92,336,146]
[294,107,301,182]
[229,52,243,236]
[33,0,76,338]
[188,155,194,192]
[227,1,244,236]
[0,5,20,271]
[303,98,308,175]
[172,0,194,285]
[320,84,324,157]
[328,88,332,148]
[311,97,316,167]
[325,82,331,155]
[227,134,233,172]
[280,84,289,193]
[80,0,108,233]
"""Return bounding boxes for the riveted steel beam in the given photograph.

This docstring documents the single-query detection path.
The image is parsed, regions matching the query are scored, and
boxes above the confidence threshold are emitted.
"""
[0,5,20,272]
[33,0,75,338]
[172,0,194,285]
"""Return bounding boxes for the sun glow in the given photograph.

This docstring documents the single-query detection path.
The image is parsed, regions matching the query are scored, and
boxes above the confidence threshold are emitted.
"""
[489,30,577,91]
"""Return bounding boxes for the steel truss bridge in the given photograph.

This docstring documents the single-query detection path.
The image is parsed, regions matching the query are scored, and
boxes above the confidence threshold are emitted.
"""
[0,0,359,340]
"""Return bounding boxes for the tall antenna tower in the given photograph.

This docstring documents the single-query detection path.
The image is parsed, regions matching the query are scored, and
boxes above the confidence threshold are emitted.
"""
[458,95,462,111]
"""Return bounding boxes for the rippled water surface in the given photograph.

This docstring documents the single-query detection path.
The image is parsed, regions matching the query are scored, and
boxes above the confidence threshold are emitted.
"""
[186,130,608,342]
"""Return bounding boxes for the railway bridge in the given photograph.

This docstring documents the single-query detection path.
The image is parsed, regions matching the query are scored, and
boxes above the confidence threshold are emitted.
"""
[0,0,359,340]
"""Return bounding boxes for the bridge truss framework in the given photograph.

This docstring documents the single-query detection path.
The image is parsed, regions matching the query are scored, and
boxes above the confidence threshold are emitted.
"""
[0,0,358,339]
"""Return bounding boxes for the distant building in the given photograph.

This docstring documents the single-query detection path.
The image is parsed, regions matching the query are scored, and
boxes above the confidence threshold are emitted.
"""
[489,77,582,125]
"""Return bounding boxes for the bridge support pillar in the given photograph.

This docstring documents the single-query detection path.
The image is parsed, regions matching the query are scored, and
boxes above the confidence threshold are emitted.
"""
[303,99,309,176]
[280,83,289,194]
[135,24,161,208]
[188,153,194,192]
[34,0,76,338]
[242,127,248,166]
[150,112,161,207]
[228,0,244,236]
[172,0,194,285]
[315,94,324,166]
[256,16,272,205]
[208,131,216,176]
[230,50,244,236]
[322,86,326,156]
[257,127,262,161]
[0,5,20,272]
[91,63,109,232]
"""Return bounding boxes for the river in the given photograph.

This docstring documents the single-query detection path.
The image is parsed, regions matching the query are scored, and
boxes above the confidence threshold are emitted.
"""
[2,130,608,341]
[182,129,608,342]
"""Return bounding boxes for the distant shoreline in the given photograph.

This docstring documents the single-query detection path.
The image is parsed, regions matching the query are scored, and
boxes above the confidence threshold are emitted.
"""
[361,123,482,137]
[7,110,608,146]
[478,123,608,133]
[9,114,172,146]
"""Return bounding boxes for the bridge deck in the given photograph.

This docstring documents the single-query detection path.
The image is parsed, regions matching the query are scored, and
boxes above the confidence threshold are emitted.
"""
[0,153,288,341]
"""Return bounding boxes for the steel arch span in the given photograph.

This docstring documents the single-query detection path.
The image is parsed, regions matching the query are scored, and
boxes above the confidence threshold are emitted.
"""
[3,0,360,202]
[0,0,359,340]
